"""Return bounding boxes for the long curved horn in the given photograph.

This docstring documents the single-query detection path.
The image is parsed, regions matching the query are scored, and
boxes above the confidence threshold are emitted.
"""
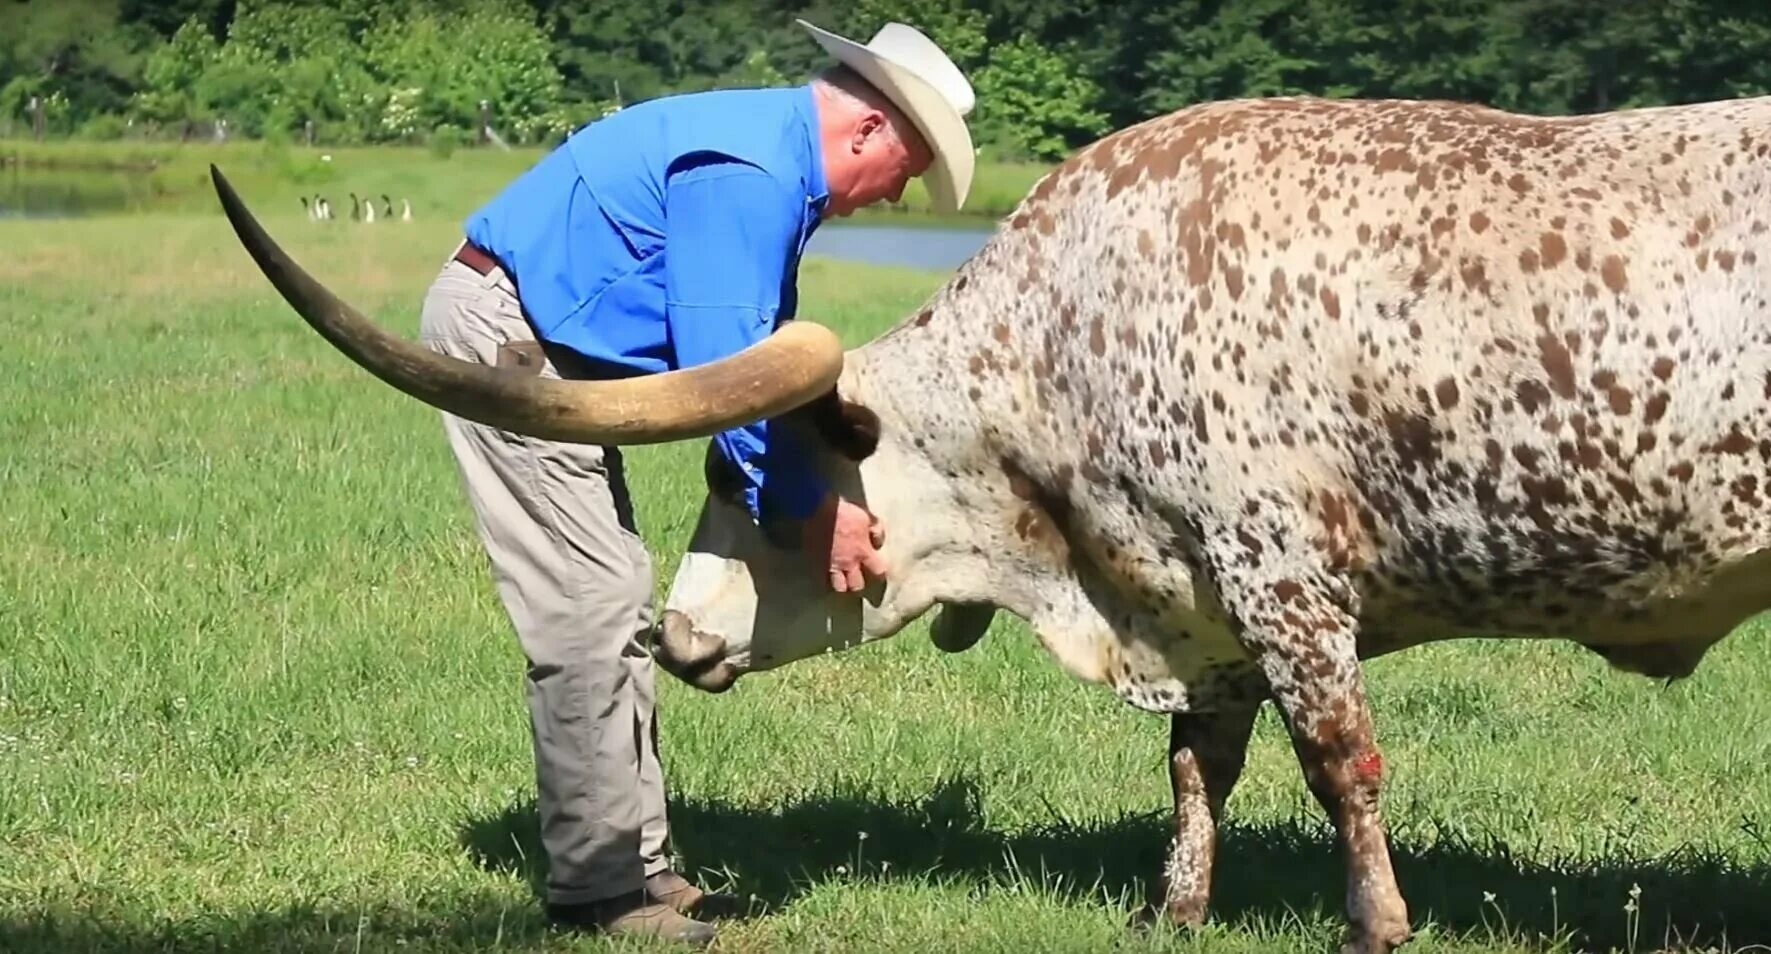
[209,164,843,445]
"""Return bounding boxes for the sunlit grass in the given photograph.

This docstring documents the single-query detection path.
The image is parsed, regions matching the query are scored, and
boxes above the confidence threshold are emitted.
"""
[1,207,1769,952]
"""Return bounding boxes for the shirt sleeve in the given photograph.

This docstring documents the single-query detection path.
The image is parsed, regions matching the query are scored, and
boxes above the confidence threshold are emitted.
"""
[663,157,829,522]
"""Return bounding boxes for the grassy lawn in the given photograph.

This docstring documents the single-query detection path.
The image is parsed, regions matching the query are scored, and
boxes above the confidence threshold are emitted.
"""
[2,192,1770,954]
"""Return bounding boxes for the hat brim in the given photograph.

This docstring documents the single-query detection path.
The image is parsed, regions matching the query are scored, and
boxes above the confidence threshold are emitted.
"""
[798,21,974,214]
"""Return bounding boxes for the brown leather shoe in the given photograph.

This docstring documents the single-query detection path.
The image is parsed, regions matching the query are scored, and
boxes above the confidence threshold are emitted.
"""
[647,869,754,920]
[546,889,717,948]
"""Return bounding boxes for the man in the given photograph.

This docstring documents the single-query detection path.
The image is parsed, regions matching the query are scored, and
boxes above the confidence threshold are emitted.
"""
[417,19,976,948]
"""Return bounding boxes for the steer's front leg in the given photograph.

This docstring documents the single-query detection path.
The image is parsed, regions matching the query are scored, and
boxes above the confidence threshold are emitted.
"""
[1207,522,1409,953]
[1155,702,1260,926]
[1253,589,1407,952]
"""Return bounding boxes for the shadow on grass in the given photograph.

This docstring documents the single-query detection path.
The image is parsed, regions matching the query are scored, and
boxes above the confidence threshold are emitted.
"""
[0,894,562,953]
[461,775,1771,952]
[6,776,1766,952]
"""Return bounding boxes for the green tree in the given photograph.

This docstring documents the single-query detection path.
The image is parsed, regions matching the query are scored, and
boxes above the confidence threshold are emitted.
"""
[1362,0,1503,104]
[3,0,155,128]
[1126,0,1320,116]
[971,36,1108,160]
[534,0,674,105]
[117,0,233,39]
[131,16,221,124]
[1484,0,1771,114]
[667,1,763,86]
[364,1,566,143]
[12,0,1771,152]
[838,0,989,73]
[1483,1,1665,113]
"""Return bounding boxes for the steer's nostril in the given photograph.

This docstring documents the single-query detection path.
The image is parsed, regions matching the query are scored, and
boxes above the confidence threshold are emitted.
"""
[659,610,725,666]
[656,610,737,692]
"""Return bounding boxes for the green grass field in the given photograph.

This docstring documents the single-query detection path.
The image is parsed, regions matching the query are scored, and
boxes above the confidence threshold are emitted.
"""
[2,190,1771,954]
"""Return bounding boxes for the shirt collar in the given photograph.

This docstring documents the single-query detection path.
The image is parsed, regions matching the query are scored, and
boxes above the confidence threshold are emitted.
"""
[797,83,830,219]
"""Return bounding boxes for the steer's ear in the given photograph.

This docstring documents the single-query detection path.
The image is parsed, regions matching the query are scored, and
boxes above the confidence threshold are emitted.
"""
[929,602,995,653]
[805,390,880,461]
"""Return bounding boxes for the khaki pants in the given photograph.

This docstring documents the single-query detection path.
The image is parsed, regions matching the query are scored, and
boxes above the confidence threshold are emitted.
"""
[419,248,671,905]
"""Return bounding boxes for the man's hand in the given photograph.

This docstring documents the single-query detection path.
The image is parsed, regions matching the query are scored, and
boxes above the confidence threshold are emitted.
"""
[803,493,887,593]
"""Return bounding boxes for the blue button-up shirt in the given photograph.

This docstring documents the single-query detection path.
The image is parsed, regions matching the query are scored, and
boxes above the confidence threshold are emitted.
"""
[463,84,832,521]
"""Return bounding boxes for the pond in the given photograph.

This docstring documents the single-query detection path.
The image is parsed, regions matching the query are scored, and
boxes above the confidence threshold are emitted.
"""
[0,166,997,271]
[0,166,165,218]
[805,220,994,271]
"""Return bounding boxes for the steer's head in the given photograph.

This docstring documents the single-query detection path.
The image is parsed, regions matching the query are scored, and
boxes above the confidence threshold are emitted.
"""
[210,165,992,695]
[654,340,1009,693]
[653,390,899,692]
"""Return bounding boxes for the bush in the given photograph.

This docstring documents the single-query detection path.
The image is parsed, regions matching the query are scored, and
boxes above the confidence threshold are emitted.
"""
[274,149,337,188]
[428,123,467,159]
[77,113,129,140]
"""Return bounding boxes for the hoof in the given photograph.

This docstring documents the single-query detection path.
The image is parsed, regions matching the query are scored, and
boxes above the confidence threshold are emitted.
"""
[1127,901,1207,936]
[1338,924,1412,954]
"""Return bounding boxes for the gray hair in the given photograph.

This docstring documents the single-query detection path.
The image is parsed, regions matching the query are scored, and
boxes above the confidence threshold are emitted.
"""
[811,65,903,146]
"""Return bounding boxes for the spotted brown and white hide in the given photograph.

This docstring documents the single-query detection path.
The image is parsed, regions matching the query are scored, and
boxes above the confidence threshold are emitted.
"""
[658,94,1771,953]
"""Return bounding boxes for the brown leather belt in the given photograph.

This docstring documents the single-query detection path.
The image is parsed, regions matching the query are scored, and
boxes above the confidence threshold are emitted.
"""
[453,240,501,276]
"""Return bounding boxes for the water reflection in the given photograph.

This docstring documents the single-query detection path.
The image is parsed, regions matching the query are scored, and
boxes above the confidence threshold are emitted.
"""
[806,221,995,271]
[0,166,161,218]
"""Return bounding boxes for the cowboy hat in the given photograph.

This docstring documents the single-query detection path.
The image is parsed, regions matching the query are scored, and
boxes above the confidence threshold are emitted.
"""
[796,19,975,214]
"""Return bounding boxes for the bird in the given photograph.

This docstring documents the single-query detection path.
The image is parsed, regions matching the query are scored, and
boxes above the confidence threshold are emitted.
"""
[349,193,360,221]
[381,194,393,220]
[300,196,313,220]
[401,198,412,222]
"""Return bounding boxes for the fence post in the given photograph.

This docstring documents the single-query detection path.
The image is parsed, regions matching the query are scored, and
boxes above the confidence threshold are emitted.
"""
[29,96,44,141]
[304,119,315,146]
[478,99,491,144]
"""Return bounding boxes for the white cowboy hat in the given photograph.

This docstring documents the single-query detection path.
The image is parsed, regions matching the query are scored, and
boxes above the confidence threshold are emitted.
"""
[796,18,975,214]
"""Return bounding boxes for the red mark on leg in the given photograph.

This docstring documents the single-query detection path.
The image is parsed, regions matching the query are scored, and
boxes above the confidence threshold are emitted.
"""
[1354,749,1384,782]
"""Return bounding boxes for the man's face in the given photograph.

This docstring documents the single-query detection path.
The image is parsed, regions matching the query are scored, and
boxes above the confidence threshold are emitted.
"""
[828,111,934,217]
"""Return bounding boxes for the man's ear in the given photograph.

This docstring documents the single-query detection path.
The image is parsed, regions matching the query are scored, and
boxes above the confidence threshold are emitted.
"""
[854,110,886,150]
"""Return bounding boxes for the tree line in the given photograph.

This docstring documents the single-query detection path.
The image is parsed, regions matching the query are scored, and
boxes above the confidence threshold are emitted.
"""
[5,0,1771,161]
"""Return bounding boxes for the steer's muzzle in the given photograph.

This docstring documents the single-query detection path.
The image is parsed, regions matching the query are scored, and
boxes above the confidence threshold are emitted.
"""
[655,609,739,692]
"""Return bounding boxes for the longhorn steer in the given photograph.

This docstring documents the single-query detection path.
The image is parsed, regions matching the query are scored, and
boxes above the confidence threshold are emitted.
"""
[214,93,1771,954]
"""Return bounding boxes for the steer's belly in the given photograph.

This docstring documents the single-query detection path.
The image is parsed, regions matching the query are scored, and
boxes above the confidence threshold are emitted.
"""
[1356,544,1771,656]
[1029,529,1771,713]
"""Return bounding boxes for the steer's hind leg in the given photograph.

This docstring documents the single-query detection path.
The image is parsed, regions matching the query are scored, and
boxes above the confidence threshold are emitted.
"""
[1206,528,1409,952]
[1151,701,1260,927]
